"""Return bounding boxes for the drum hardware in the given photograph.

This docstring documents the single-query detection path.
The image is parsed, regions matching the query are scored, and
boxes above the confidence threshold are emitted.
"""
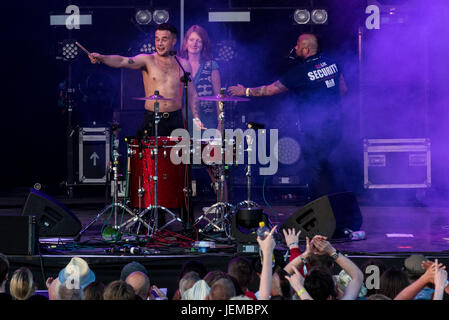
[235,122,264,223]
[74,123,150,242]
[193,90,250,237]
[136,91,183,236]
[173,53,194,227]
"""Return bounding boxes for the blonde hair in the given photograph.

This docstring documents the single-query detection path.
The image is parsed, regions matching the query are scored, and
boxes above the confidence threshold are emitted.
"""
[10,267,35,300]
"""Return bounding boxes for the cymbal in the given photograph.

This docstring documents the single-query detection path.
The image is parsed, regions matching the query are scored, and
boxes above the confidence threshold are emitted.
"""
[133,94,175,101]
[197,94,250,102]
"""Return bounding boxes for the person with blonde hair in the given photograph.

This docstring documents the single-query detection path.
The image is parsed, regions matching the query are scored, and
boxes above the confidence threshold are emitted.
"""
[9,267,35,300]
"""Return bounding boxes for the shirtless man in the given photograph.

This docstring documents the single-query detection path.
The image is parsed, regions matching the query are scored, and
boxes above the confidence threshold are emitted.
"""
[89,23,199,137]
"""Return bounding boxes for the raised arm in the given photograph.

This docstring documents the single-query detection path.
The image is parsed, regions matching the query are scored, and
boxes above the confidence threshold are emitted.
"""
[284,236,311,276]
[394,259,443,300]
[89,53,148,70]
[228,80,288,97]
[285,267,313,300]
[257,226,277,300]
[434,262,447,300]
[313,239,363,300]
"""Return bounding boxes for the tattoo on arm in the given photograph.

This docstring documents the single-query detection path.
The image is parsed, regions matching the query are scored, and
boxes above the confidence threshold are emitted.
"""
[128,58,135,64]
[251,84,279,97]
[251,87,265,97]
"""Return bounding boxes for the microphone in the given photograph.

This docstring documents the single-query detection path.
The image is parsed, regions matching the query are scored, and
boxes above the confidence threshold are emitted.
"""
[168,51,177,56]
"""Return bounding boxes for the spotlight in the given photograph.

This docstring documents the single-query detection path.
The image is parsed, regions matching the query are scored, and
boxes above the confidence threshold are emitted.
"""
[153,9,169,24]
[61,39,78,61]
[294,9,310,24]
[311,9,328,24]
[135,9,152,25]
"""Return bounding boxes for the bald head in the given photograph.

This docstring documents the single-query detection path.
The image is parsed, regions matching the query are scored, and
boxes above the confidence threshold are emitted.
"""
[126,271,150,300]
[208,278,236,300]
[296,34,319,59]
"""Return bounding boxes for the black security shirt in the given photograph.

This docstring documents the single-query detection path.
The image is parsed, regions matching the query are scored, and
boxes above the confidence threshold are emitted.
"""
[279,53,343,133]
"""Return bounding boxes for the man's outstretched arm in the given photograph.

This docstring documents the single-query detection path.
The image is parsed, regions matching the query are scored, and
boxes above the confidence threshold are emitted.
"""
[228,80,288,97]
[89,53,148,70]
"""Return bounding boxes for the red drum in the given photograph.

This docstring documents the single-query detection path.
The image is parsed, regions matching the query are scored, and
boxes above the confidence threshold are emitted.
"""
[128,137,185,209]
[192,139,223,166]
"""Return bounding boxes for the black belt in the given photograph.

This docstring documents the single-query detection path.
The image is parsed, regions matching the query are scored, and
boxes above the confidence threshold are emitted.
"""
[146,110,180,119]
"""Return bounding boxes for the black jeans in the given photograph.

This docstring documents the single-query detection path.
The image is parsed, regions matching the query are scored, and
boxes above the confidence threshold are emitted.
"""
[138,109,184,137]
[300,119,343,200]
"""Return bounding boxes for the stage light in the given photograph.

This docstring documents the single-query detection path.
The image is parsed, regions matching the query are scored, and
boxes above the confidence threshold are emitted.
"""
[311,9,328,24]
[294,9,310,24]
[153,9,169,24]
[135,9,152,25]
[61,39,78,61]
[215,41,236,62]
[276,136,301,165]
[139,42,156,54]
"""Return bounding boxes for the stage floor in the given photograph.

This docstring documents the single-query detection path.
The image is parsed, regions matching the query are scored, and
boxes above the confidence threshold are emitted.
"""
[1,192,449,254]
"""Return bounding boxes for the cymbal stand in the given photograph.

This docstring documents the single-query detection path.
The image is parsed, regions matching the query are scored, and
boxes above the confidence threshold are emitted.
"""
[237,129,262,207]
[193,91,234,238]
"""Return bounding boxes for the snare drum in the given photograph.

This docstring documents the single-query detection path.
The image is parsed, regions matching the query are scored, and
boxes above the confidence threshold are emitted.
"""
[127,137,185,209]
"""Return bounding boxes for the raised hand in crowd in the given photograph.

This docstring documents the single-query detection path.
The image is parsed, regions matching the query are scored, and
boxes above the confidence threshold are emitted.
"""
[395,259,446,300]
[282,228,301,250]
[284,236,311,275]
[433,259,448,300]
[149,285,168,300]
[310,237,334,256]
[257,225,277,300]
[285,267,312,300]
[311,237,363,300]
[422,259,446,272]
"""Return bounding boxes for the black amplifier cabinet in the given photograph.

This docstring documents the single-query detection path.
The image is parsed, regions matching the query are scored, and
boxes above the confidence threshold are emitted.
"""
[0,215,38,255]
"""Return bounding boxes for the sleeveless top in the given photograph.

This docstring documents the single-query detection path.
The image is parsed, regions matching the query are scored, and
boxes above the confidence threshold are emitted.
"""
[193,60,219,128]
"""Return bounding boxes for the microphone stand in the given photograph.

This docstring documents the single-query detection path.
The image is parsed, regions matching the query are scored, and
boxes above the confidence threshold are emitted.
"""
[172,54,194,229]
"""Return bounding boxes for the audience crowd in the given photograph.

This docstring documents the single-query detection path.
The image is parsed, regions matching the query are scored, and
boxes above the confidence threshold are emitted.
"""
[0,227,448,301]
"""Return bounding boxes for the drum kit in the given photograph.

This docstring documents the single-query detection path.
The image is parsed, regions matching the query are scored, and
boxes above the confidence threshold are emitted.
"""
[75,90,262,242]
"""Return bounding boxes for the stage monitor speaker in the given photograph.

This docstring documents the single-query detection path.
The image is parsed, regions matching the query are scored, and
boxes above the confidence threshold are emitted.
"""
[0,215,38,255]
[281,192,363,239]
[22,189,82,237]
